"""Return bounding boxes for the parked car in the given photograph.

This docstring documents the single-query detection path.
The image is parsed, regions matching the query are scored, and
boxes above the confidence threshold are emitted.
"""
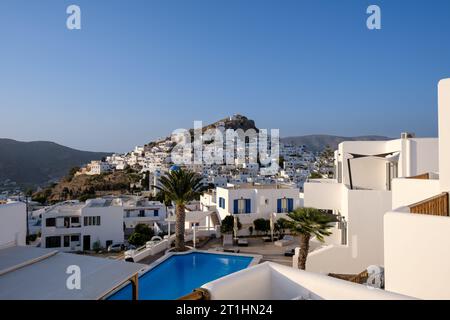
[107,243,125,252]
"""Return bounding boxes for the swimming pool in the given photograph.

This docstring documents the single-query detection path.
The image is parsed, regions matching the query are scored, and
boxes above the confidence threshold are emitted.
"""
[108,251,254,300]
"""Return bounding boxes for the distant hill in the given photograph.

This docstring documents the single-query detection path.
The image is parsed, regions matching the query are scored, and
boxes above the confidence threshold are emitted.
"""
[281,135,392,153]
[0,139,111,190]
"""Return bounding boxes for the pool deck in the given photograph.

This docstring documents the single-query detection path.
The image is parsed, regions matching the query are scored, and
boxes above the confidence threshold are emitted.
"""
[137,236,322,267]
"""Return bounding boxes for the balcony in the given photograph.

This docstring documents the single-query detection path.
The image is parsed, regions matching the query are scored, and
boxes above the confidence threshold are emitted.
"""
[408,192,449,216]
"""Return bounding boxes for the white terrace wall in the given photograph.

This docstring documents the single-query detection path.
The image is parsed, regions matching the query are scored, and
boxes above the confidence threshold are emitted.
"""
[439,79,450,193]
[0,202,26,248]
[384,211,450,299]
[391,178,441,209]
[305,189,391,274]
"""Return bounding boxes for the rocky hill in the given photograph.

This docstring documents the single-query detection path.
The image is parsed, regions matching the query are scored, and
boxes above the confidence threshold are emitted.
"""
[32,169,143,204]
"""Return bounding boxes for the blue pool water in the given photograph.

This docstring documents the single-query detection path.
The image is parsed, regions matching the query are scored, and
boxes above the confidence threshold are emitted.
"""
[108,252,253,300]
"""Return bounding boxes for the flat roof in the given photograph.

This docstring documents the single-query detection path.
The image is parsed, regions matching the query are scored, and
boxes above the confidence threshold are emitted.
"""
[166,211,212,223]
[221,183,296,190]
[0,246,147,300]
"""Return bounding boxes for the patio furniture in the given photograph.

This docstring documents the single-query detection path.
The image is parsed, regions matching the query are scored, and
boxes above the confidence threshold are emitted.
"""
[284,248,295,257]
[224,248,240,253]
[274,235,295,247]
[223,234,233,246]
[237,238,249,247]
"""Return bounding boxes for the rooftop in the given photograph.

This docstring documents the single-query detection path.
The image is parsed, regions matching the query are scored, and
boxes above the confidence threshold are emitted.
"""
[222,183,297,190]
[0,246,147,300]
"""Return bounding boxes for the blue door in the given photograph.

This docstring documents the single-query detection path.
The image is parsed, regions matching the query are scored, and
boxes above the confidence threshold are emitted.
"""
[245,199,251,214]
[233,199,239,214]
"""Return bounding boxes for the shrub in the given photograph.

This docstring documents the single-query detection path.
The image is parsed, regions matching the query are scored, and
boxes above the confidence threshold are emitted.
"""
[253,218,270,235]
[128,224,154,246]
[92,240,101,253]
[220,216,241,234]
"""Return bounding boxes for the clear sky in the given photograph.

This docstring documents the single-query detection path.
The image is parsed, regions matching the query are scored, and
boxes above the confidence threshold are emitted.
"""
[1,0,450,153]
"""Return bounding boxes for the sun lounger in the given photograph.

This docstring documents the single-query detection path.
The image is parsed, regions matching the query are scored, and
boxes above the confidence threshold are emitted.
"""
[237,238,249,247]
[274,235,295,247]
[223,234,233,246]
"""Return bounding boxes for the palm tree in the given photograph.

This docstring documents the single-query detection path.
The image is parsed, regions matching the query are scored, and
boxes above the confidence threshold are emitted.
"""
[287,207,334,270]
[154,168,205,251]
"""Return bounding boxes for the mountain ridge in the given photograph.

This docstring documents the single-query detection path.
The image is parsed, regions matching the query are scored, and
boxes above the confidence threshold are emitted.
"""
[281,134,392,153]
[0,138,111,190]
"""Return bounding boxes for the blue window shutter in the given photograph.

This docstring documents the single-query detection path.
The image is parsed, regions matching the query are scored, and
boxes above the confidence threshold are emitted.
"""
[233,200,239,214]
[288,198,294,212]
[154,209,159,217]
[277,199,282,213]
[245,199,251,214]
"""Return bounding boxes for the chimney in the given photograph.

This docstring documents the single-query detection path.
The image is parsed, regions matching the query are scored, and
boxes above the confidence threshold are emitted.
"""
[401,132,415,139]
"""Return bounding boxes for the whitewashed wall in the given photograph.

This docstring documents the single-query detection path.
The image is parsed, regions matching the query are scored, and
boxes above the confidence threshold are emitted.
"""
[0,202,27,248]
[391,178,440,209]
[384,211,450,299]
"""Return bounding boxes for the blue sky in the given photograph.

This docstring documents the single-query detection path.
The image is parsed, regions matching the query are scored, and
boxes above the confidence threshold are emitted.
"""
[1,0,450,152]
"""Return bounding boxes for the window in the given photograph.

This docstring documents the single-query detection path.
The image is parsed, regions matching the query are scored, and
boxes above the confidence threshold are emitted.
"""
[219,197,225,209]
[84,216,101,226]
[233,199,251,214]
[154,209,159,217]
[46,218,56,227]
[71,235,80,242]
[71,217,80,224]
[45,236,61,248]
[139,210,145,217]
[277,198,294,213]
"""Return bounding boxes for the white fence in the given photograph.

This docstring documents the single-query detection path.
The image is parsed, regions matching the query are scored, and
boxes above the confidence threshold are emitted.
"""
[125,226,218,262]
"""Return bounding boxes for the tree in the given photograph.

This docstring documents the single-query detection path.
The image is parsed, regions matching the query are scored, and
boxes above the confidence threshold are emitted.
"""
[274,217,290,237]
[220,215,241,234]
[309,171,323,179]
[317,145,335,178]
[154,168,205,251]
[287,207,334,270]
[278,156,285,169]
[253,218,270,235]
[128,224,155,246]
[128,233,145,246]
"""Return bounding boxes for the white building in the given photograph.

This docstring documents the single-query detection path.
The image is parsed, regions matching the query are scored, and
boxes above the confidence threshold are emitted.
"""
[121,197,167,230]
[0,201,26,249]
[203,183,300,234]
[41,199,124,251]
[383,79,450,299]
[303,135,438,274]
